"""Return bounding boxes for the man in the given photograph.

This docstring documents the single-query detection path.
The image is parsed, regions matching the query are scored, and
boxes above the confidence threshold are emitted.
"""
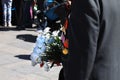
[37,0,44,11]
[15,0,33,30]
[1,0,13,27]
[14,0,25,30]
[64,0,120,80]
[22,0,33,28]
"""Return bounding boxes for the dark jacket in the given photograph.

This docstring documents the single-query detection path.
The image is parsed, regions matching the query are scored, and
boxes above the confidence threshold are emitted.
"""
[65,0,120,80]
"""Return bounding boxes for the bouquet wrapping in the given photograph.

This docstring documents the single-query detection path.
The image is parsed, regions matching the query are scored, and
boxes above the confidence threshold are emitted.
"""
[30,27,63,71]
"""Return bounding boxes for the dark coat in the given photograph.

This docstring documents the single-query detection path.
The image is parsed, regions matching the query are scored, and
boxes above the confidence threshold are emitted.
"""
[64,0,120,80]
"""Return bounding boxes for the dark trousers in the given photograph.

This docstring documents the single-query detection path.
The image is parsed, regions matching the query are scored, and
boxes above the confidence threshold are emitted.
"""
[58,68,65,80]
[22,1,33,28]
[14,0,24,26]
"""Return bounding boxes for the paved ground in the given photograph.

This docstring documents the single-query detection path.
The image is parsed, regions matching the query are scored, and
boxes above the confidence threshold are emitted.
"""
[0,26,62,80]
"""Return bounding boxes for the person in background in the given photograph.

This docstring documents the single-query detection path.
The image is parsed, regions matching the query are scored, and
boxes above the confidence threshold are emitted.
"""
[1,0,13,27]
[14,0,24,30]
[64,0,120,80]
[37,0,44,12]
[15,0,33,30]
[22,0,33,28]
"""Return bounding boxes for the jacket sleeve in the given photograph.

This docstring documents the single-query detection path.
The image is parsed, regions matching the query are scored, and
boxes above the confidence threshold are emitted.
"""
[66,0,101,80]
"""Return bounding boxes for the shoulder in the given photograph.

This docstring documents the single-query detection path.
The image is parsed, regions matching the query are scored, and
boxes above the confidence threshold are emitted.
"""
[72,0,101,9]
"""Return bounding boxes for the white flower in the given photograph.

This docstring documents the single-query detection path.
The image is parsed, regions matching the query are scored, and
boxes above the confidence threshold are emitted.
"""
[45,33,51,39]
[52,30,60,36]
[44,27,51,33]
[47,37,55,44]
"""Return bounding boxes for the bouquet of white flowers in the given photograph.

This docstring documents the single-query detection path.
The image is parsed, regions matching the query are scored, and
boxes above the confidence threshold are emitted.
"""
[30,27,63,71]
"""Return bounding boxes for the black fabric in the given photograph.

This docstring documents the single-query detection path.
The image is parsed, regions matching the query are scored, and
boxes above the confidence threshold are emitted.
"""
[58,68,65,80]
[64,0,120,80]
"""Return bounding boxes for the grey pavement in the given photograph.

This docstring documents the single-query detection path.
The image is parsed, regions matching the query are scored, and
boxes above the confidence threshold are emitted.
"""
[0,26,62,80]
